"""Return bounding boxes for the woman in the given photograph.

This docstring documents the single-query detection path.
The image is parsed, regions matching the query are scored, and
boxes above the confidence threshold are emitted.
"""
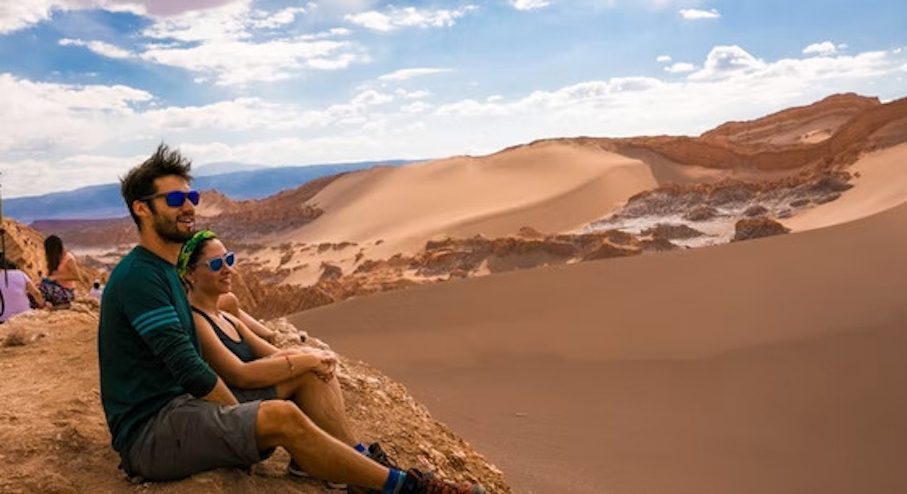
[178,231,385,482]
[40,235,85,308]
[0,258,46,323]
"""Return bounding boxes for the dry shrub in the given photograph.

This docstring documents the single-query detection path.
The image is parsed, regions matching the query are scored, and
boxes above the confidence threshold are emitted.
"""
[2,328,29,347]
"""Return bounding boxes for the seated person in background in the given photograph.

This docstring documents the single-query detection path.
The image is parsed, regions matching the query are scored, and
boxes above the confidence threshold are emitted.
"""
[217,291,277,342]
[90,279,104,301]
[40,235,86,308]
[0,258,46,322]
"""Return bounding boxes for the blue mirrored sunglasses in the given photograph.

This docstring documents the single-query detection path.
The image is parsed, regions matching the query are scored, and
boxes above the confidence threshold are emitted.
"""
[198,251,236,272]
[140,190,200,207]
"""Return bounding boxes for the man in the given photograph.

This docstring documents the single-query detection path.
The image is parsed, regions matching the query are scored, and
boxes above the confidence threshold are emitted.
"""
[98,144,485,493]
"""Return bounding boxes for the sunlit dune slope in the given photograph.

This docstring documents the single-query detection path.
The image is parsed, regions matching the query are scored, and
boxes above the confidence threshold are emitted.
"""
[290,200,907,494]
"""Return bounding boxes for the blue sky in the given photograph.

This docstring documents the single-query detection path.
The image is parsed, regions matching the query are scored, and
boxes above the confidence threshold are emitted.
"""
[0,0,905,198]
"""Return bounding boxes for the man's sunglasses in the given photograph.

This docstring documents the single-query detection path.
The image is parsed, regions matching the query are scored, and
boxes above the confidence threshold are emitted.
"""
[196,251,236,272]
[140,190,200,208]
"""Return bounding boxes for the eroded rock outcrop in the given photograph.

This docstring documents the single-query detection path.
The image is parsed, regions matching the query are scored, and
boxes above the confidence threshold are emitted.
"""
[732,218,791,242]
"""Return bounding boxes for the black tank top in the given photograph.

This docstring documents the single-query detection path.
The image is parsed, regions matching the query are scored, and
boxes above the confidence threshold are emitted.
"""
[191,307,256,363]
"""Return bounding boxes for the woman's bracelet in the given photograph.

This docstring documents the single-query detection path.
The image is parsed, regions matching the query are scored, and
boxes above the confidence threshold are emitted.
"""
[284,355,295,376]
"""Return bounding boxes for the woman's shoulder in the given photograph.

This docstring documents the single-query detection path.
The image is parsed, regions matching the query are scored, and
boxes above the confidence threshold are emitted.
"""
[10,270,30,281]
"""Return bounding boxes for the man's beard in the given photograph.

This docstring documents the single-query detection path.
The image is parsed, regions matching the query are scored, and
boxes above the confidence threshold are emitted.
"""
[151,210,194,243]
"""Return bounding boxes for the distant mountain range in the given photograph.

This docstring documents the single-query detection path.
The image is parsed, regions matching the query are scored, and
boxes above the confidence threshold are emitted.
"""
[2,159,422,223]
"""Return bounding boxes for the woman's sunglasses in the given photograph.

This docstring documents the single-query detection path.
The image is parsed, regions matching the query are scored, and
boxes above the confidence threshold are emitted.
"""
[140,190,200,208]
[197,252,236,272]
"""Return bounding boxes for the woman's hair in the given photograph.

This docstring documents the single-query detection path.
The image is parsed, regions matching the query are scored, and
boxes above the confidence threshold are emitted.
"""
[0,257,18,270]
[177,230,218,288]
[44,235,65,274]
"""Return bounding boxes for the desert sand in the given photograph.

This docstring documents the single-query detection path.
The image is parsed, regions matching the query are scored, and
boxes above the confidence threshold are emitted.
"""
[291,198,907,493]
[271,142,659,260]
[785,142,907,231]
[280,96,907,494]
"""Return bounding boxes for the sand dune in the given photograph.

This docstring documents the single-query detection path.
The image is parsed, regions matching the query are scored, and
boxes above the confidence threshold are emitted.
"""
[273,142,658,258]
[785,142,907,231]
[291,200,907,493]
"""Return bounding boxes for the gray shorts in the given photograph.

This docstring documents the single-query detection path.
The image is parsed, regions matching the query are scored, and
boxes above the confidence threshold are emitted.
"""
[120,394,272,481]
[232,386,278,403]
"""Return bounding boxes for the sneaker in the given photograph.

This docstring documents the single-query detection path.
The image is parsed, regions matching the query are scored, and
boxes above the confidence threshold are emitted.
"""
[287,460,347,491]
[368,442,398,469]
[401,468,486,494]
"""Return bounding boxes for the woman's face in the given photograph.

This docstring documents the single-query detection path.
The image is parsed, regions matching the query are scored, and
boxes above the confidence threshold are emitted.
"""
[188,239,234,295]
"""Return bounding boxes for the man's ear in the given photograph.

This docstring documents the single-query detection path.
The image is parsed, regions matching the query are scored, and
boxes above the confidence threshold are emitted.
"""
[132,199,149,218]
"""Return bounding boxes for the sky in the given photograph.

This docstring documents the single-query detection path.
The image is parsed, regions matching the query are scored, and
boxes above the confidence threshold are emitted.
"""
[0,0,905,198]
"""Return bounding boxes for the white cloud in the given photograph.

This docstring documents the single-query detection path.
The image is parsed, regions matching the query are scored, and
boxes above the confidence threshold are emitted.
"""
[656,55,672,63]
[143,97,288,132]
[378,68,452,82]
[803,41,838,56]
[141,38,363,86]
[0,152,150,199]
[0,0,60,34]
[133,2,369,85]
[59,38,133,58]
[306,0,381,17]
[396,89,430,99]
[509,0,551,11]
[401,101,433,114]
[0,73,152,155]
[140,1,255,42]
[344,5,478,31]
[350,90,393,106]
[0,0,244,34]
[247,6,306,28]
[664,62,695,73]
[679,8,720,20]
[689,45,765,80]
[300,28,352,40]
[3,44,906,198]
[428,47,904,150]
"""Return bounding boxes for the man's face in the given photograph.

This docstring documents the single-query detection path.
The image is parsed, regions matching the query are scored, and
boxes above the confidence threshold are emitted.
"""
[146,175,196,244]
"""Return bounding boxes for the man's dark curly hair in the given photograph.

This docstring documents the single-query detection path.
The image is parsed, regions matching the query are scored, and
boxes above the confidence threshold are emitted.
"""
[120,144,193,229]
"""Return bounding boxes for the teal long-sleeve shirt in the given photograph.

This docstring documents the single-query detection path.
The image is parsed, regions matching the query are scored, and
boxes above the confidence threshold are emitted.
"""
[98,246,218,453]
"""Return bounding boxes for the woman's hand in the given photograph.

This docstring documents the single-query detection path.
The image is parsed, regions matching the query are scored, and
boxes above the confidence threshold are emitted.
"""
[300,348,337,382]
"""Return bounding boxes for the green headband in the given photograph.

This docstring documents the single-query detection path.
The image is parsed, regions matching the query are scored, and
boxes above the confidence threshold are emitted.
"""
[177,230,217,279]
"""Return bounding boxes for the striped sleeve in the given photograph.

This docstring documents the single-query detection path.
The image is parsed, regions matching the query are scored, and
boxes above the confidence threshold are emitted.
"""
[133,306,181,337]
[121,267,217,398]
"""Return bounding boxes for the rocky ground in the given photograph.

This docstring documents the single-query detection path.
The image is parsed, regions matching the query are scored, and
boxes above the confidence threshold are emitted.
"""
[0,299,510,493]
[583,170,850,247]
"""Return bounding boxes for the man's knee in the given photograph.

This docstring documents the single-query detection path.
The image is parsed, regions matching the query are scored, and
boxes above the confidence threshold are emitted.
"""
[256,400,315,443]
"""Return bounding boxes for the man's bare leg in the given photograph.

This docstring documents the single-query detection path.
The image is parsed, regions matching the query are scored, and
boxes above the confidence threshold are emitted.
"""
[275,372,357,446]
[255,400,387,488]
